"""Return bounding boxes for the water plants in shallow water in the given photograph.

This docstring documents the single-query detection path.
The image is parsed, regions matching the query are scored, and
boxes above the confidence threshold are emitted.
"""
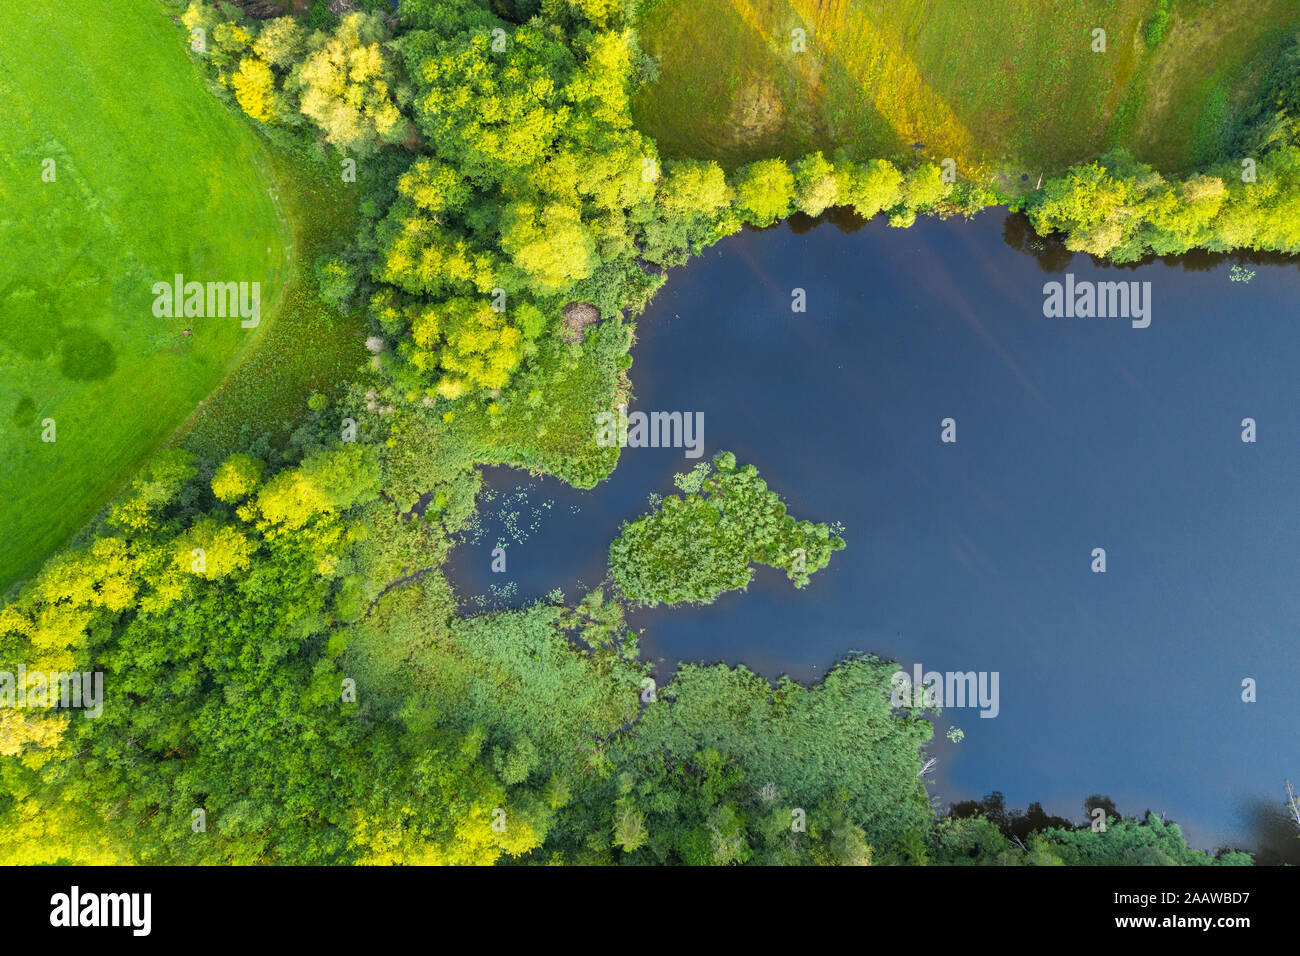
[609,451,845,607]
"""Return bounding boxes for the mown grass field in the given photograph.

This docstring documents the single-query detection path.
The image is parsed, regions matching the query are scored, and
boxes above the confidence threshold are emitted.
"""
[0,0,312,592]
[632,0,1300,176]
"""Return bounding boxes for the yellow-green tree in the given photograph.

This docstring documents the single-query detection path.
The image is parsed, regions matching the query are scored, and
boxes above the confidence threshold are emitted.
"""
[298,12,411,156]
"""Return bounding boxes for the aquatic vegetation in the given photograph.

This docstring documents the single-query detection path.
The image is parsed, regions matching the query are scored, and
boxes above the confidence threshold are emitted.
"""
[609,452,845,606]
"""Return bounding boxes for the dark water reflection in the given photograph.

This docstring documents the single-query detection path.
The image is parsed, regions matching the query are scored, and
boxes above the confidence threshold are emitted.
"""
[448,209,1300,857]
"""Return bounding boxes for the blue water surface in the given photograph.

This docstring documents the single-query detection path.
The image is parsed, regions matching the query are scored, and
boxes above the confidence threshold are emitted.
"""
[449,210,1300,857]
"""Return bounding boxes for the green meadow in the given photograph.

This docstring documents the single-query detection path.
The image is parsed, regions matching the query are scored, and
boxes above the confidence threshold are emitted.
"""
[0,0,288,591]
[632,0,1300,176]
[177,145,364,464]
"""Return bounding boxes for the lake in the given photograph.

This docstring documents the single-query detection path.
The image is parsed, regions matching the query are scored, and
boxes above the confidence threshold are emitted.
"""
[448,209,1300,859]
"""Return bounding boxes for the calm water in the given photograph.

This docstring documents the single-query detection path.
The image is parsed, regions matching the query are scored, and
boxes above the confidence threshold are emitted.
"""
[449,210,1300,858]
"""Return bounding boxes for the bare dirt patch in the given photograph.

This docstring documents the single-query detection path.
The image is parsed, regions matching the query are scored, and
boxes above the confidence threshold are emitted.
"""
[562,302,602,344]
[727,79,786,148]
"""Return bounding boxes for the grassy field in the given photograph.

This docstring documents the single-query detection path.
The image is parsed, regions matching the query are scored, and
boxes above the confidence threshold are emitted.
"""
[0,0,317,592]
[178,144,364,464]
[1126,4,1298,168]
[632,0,1300,176]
